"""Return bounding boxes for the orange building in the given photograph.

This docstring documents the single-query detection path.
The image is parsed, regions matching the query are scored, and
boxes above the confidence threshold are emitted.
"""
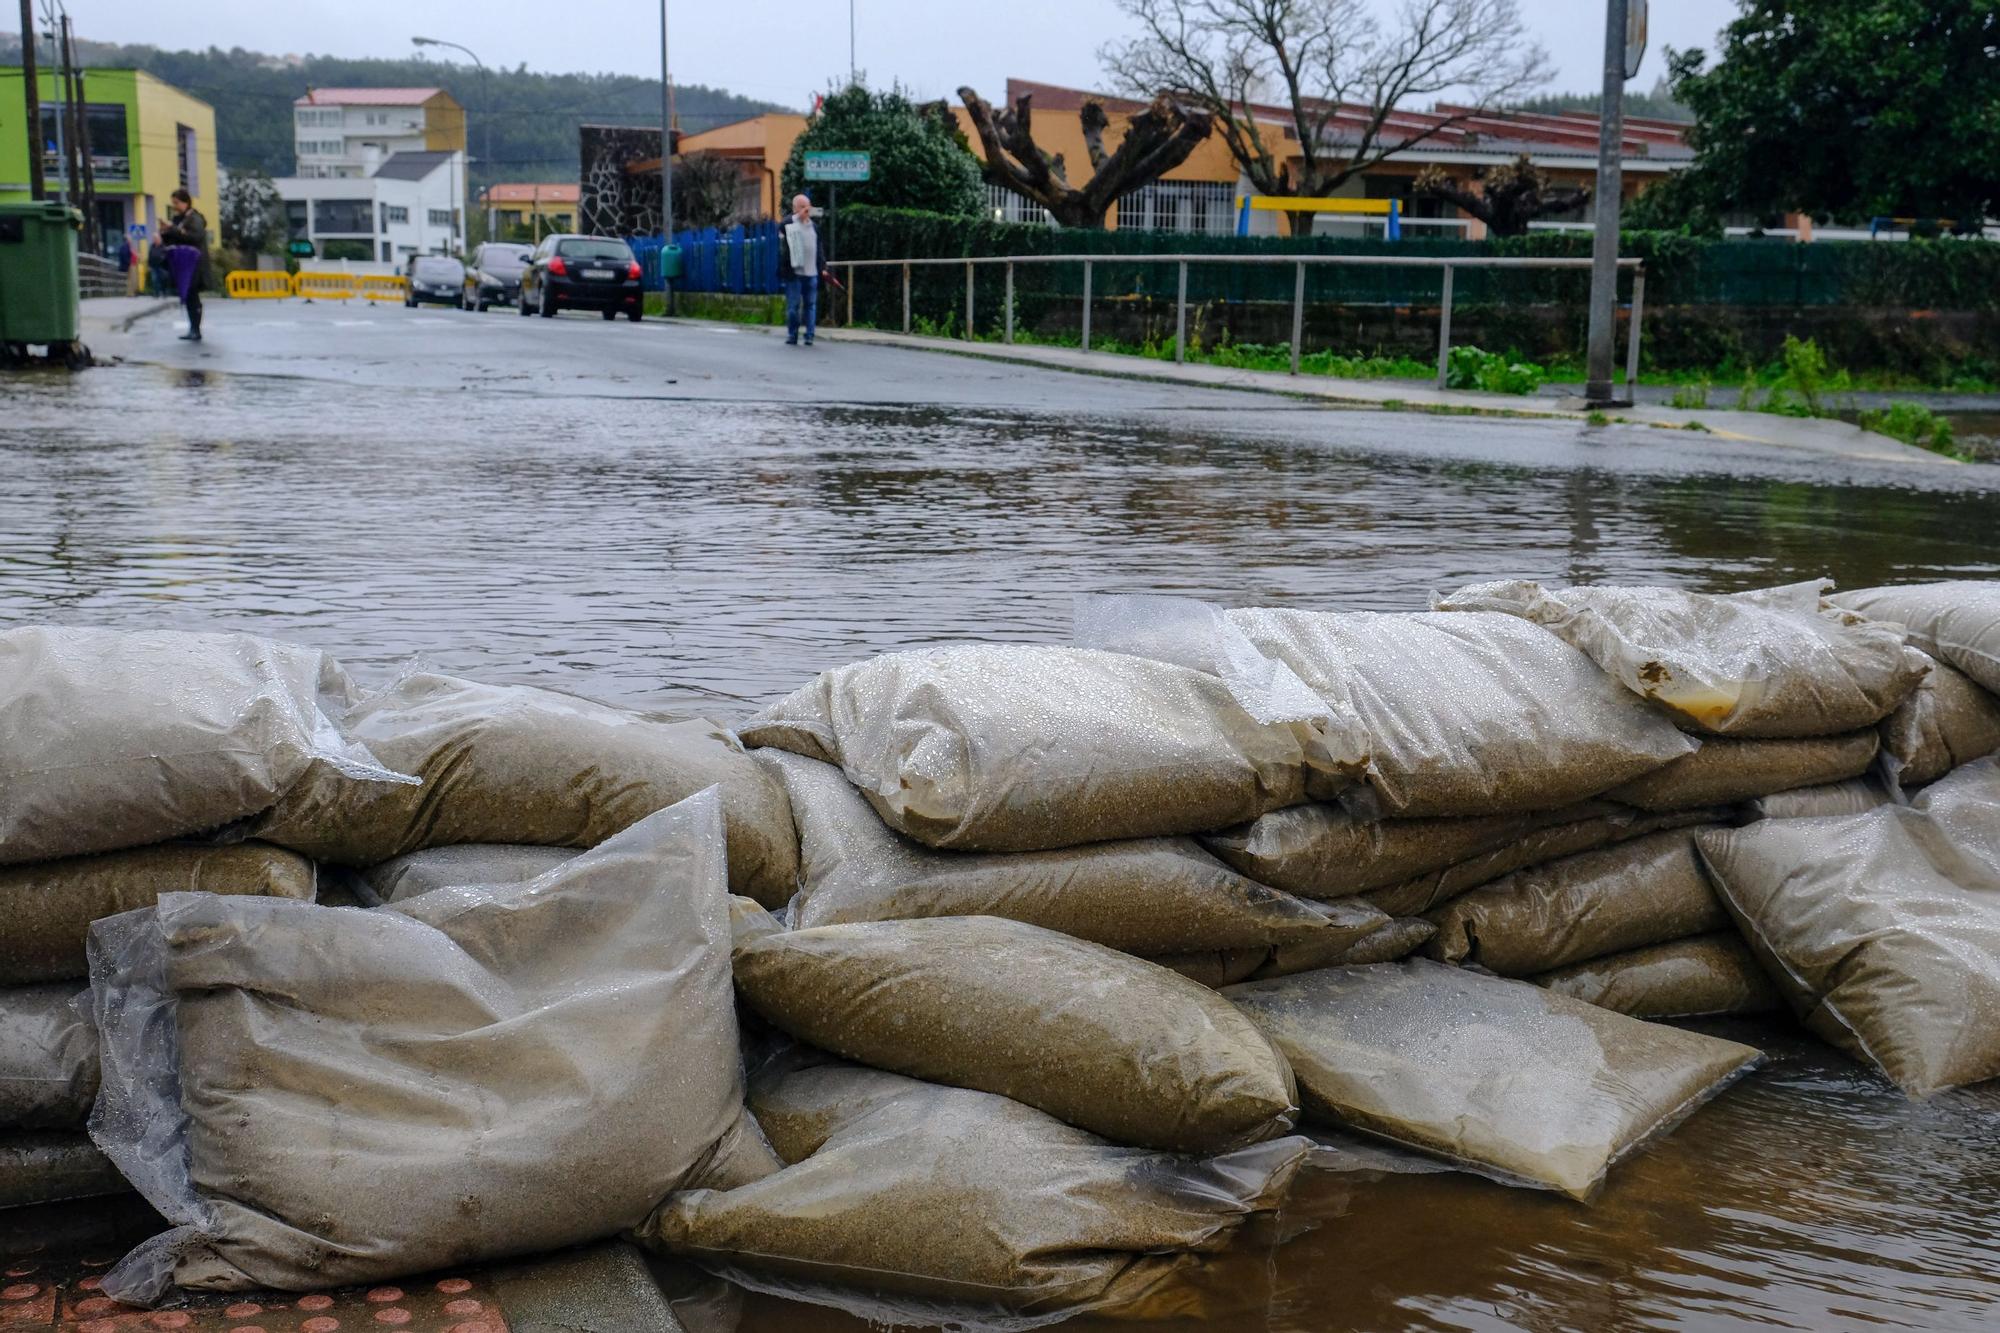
[668,114,809,220]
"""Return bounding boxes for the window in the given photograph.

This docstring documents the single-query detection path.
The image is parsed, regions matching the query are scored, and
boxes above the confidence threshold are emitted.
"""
[312,198,375,233]
[38,104,130,183]
[284,199,307,237]
[428,209,453,226]
[556,238,636,262]
[365,111,389,126]
[384,205,410,225]
[176,124,197,192]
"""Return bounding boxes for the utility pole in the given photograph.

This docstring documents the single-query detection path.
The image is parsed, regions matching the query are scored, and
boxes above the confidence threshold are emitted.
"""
[1583,0,1629,405]
[659,0,673,241]
[63,12,98,252]
[849,0,855,85]
[17,0,43,199]
[58,9,82,218]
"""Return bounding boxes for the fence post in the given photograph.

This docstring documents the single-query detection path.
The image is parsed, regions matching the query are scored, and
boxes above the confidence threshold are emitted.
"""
[1290,261,1305,375]
[1004,261,1015,344]
[1175,260,1188,364]
[847,264,856,327]
[965,260,974,341]
[1625,269,1646,389]
[1434,264,1455,390]
[1081,260,1092,352]
[902,262,910,334]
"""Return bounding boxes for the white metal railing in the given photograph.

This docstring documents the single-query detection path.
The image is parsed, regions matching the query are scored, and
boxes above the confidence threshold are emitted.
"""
[829,251,1646,390]
[983,184,1056,228]
[1115,181,1236,236]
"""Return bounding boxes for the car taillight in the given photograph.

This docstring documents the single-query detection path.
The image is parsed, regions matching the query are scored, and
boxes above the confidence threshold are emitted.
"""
[548,257,567,277]
[627,260,642,280]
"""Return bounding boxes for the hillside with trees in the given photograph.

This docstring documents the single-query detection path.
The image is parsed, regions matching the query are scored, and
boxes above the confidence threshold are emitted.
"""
[0,34,786,187]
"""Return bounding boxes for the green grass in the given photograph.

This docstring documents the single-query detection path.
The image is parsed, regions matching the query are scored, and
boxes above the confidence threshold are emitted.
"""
[644,292,783,324]
[1857,401,1966,460]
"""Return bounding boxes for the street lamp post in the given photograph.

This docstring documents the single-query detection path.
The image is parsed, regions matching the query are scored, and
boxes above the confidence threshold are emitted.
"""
[1583,0,1630,405]
[660,1,673,243]
[412,36,489,250]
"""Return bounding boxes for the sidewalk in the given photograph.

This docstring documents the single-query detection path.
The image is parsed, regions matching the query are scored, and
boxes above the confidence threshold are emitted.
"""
[806,324,1958,467]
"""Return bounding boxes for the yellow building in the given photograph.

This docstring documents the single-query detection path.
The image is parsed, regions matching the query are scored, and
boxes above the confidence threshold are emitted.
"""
[480,183,580,242]
[668,114,808,220]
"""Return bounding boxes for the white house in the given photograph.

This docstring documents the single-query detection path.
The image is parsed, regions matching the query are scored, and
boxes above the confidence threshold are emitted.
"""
[276,151,465,264]
[290,86,465,180]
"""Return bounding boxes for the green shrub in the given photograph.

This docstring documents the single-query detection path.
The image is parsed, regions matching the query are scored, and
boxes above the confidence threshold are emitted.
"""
[1446,345,1545,395]
[1858,402,1964,459]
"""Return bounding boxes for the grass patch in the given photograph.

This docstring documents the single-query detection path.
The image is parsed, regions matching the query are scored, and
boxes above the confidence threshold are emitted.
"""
[1858,401,1966,459]
[646,292,783,324]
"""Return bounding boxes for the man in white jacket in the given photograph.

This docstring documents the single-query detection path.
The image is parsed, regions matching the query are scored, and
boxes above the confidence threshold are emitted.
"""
[776,193,829,346]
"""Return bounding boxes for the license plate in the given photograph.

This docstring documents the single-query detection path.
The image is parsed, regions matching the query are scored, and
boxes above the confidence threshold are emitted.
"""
[584,268,612,280]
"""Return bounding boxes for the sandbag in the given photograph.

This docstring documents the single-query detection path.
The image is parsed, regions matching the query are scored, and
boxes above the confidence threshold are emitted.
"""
[764,750,1385,954]
[1831,581,2000,695]
[1425,828,1730,976]
[1362,807,1721,919]
[641,1062,1310,1318]
[732,915,1299,1153]
[1606,732,1880,812]
[1150,918,1436,990]
[1695,760,2000,1097]
[0,985,97,1128]
[1435,579,1925,737]
[0,627,408,865]
[362,844,580,903]
[1534,933,1783,1018]
[1878,655,2000,787]
[1743,779,1892,822]
[1223,960,1762,1199]
[0,1131,128,1209]
[741,645,1318,851]
[1203,805,1551,900]
[88,789,756,1301]
[254,672,798,906]
[0,842,314,985]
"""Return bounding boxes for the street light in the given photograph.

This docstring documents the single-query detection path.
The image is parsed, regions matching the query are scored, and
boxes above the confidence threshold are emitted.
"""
[412,36,489,249]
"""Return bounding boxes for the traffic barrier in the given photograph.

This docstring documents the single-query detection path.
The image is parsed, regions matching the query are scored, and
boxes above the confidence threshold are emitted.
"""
[225,271,296,300]
[294,272,358,301]
[358,275,409,302]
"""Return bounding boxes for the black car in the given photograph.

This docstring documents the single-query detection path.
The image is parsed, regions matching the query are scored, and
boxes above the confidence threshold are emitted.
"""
[404,254,467,307]
[461,242,533,311]
[520,235,644,321]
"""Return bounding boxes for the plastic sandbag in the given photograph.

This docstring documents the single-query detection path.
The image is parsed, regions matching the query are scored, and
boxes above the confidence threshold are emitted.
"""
[0,627,409,865]
[1435,579,1926,737]
[1223,959,1762,1199]
[1425,828,1730,976]
[88,788,756,1301]
[1831,581,2000,695]
[0,842,315,985]
[1362,806,1721,920]
[362,844,579,903]
[1534,933,1783,1019]
[1607,732,1881,811]
[1878,654,2000,788]
[639,1061,1311,1319]
[0,1131,128,1209]
[1202,805,1550,900]
[1696,760,2000,1097]
[732,915,1299,1153]
[739,645,1315,851]
[254,671,798,906]
[763,750,1385,954]
[1150,918,1436,990]
[0,985,98,1128]
[1743,779,1892,822]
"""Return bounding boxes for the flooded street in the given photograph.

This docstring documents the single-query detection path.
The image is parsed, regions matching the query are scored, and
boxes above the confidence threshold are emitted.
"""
[6,317,2000,1331]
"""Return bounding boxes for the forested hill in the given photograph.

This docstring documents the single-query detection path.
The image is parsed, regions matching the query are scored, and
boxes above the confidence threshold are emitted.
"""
[1511,78,1691,123]
[0,35,788,184]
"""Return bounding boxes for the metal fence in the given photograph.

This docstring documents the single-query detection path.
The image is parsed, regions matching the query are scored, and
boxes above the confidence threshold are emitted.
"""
[828,252,1646,390]
[632,221,784,295]
[76,253,124,298]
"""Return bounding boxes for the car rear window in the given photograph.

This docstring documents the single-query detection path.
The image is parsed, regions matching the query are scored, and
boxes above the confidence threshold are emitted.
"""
[483,248,530,270]
[555,239,634,262]
[414,258,464,280]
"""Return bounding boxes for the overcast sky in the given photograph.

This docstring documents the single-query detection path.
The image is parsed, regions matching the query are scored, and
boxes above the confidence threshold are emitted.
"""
[60,0,1740,109]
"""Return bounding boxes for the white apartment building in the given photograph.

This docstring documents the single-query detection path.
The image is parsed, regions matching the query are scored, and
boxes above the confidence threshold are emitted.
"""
[291,87,465,180]
[276,88,470,263]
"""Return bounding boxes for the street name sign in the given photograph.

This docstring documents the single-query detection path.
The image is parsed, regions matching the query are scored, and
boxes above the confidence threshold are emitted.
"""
[804,151,871,183]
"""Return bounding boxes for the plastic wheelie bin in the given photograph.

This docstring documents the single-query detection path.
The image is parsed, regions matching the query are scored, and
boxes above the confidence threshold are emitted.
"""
[0,202,87,367]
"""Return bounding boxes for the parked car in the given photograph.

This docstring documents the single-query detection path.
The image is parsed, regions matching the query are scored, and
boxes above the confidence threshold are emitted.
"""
[519,235,644,322]
[404,254,467,308]
[461,242,533,311]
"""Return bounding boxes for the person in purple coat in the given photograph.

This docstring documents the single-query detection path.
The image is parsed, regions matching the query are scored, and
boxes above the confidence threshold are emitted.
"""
[156,188,210,342]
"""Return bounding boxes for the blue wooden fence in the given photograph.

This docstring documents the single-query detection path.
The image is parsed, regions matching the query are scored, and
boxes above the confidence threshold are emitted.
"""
[630,220,783,294]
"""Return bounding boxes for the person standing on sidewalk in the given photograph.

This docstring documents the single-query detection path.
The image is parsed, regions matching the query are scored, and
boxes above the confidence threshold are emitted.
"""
[156,188,210,342]
[775,193,827,347]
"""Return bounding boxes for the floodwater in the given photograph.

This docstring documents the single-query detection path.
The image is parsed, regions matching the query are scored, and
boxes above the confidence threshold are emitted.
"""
[5,363,2000,1332]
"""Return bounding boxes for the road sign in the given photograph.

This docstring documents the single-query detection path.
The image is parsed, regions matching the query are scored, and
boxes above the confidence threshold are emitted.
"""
[1624,0,1648,79]
[804,151,871,183]
[287,239,316,258]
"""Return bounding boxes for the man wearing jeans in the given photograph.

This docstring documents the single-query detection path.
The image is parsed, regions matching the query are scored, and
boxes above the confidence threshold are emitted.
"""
[776,193,827,346]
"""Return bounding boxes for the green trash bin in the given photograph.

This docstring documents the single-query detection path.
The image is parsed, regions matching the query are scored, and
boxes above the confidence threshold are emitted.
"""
[658,244,684,281]
[0,202,83,348]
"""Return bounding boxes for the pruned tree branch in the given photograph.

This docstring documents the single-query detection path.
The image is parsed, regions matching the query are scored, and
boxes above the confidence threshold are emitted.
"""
[1413,155,1589,236]
[958,86,1214,228]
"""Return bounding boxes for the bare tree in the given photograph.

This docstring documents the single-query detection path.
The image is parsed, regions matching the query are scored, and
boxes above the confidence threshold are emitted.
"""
[958,87,1215,229]
[1104,0,1550,233]
[1413,156,1588,237]
[675,151,747,230]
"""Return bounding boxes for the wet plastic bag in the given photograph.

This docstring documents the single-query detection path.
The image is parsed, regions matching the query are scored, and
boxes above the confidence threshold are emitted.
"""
[1877,654,2000,788]
[763,750,1385,954]
[639,1060,1311,1319]
[0,842,314,985]
[1831,581,2000,695]
[1435,579,1926,737]
[87,788,756,1301]
[1223,959,1762,1199]
[1202,805,1552,900]
[1150,918,1436,990]
[362,843,579,904]
[1607,732,1881,811]
[739,644,1318,852]
[1695,759,2000,1097]
[1425,827,1730,975]
[1743,779,1891,821]
[0,627,409,865]
[732,915,1300,1153]
[0,985,98,1128]
[1534,933,1782,1019]
[254,671,798,906]
[0,1131,128,1209]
